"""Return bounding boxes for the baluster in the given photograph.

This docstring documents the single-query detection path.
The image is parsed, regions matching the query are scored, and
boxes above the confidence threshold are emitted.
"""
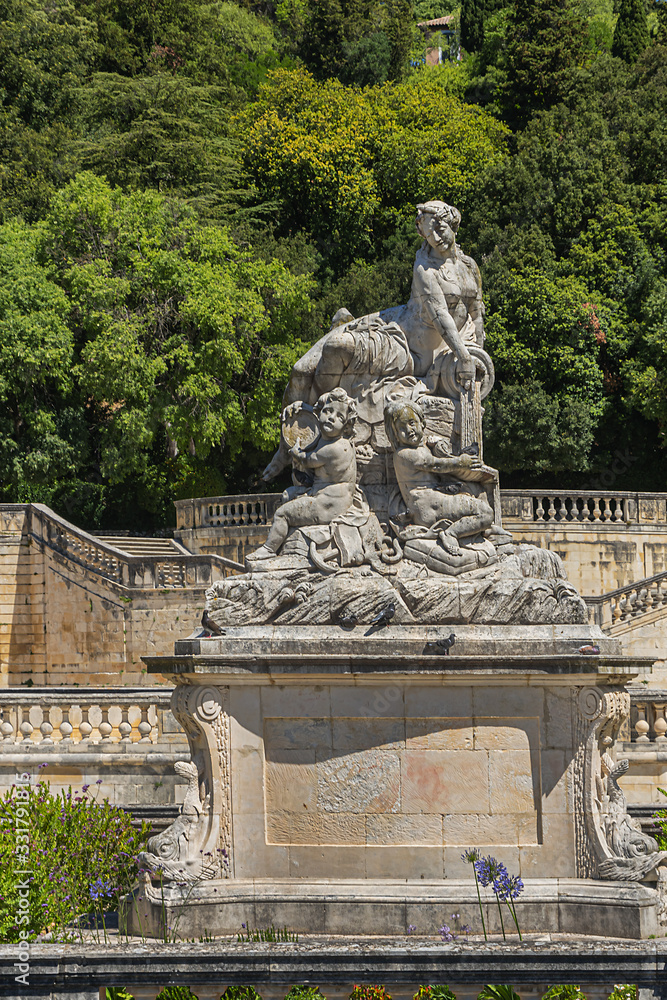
[118,706,132,743]
[138,705,153,742]
[634,588,648,615]
[59,707,73,743]
[39,705,54,744]
[635,703,650,742]
[19,706,34,743]
[546,496,557,520]
[79,705,93,742]
[99,706,113,741]
[645,584,656,613]
[653,704,667,743]
[612,597,623,621]
[592,497,602,520]
[0,710,15,742]
[535,496,545,520]
[601,498,611,521]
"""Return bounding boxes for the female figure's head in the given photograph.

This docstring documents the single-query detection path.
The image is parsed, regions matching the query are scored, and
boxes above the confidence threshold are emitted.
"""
[385,399,426,451]
[416,201,461,251]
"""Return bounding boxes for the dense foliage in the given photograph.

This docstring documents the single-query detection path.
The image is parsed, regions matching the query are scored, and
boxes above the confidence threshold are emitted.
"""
[1,0,667,528]
[0,778,149,942]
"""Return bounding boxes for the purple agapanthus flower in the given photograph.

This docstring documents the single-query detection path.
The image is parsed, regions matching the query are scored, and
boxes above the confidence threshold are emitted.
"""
[493,872,524,901]
[461,848,480,864]
[474,855,508,888]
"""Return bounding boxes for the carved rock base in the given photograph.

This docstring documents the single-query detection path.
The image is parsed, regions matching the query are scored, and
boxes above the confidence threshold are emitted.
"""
[204,560,588,629]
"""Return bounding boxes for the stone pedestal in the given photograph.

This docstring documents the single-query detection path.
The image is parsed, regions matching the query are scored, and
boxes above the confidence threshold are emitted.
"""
[126,625,663,939]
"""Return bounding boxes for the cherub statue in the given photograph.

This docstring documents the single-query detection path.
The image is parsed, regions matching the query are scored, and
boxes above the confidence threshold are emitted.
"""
[385,397,495,556]
[247,387,358,565]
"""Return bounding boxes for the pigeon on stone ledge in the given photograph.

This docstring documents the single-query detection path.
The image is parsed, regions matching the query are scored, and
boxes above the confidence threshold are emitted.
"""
[201,610,225,637]
[436,633,456,655]
[578,643,600,655]
[338,612,359,631]
[367,603,395,630]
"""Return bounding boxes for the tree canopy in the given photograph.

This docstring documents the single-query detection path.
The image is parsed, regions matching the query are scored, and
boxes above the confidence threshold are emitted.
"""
[1,0,666,528]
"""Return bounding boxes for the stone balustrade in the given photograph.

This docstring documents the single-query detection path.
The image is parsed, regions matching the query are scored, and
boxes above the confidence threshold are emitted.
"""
[176,490,667,531]
[501,489,667,525]
[627,690,667,744]
[19,503,242,587]
[585,570,667,629]
[175,493,282,530]
[0,687,176,746]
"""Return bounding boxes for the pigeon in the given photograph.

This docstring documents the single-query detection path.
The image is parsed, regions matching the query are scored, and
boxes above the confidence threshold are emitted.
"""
[367,603,396,630]
[338,612,359,631]
[201,610,225,637]
[425,633,456,655]
[578,644,600,655]
[436,633,456,655]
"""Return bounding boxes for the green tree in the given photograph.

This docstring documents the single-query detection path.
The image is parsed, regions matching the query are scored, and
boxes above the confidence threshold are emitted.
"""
[0,174,313,523]
[612,0,650,62]
[77,73,246,222]
[461,0,487,52]
[0,0,99,129]
[384,0,415,81]
[504,0,587,121]
[0,220,79,493]
[40,173,312,486]
[235,67,509,274]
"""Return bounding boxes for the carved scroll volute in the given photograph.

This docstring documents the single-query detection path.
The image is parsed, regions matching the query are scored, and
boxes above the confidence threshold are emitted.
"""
[170,683,230,876]
[578,685,629,872]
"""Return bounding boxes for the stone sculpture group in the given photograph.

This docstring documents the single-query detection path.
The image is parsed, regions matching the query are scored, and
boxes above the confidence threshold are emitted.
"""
[205,202,587,627]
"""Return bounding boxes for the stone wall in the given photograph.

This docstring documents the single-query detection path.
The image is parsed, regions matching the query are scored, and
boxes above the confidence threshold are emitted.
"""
[0,505,217,687]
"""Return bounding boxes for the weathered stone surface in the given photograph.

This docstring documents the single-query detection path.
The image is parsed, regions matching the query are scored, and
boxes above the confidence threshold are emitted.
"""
[123,875,661,941]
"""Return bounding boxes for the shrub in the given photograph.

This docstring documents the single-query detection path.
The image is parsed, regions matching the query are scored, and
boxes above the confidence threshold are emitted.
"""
[284,990,326,1000]
[414,990,457,1000]
[221,989,263,1000]
[349,988,392,1000]
[155,989,199,1000]
[0,778,149,942]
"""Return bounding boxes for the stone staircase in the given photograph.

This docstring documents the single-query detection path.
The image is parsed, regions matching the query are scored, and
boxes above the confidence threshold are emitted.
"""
[95,533,191,558]
[586,570,667,634]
